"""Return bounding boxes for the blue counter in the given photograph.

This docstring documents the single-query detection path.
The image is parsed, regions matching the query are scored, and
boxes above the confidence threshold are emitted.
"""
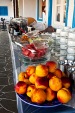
[9,33,75,113]
[17,95,75,113]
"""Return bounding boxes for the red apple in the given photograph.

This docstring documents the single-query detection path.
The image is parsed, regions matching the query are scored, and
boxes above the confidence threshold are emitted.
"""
[31,89,47,104]
[26,85,36,97]
[47,72,55,79]
[35,77,49,89]
[46,61,57,73]
[26,65,36,76]
[14,81,27,94]
[35,64,48,77]
[54,68,63,78]
[49,76,62,91]
[29,73,37,84]
[57,88,72,103]
[18,72,31,85]
[46,87,56,101]
[61,77,71,88]
[18,72,29,80]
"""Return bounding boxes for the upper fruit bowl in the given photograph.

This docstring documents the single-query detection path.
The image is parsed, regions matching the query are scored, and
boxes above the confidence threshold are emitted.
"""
[21,41,50,60]
[28,34,54,47]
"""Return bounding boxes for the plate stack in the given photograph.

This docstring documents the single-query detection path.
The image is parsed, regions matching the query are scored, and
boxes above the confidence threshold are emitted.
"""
[59,30,68,61]
[67,32,75,61]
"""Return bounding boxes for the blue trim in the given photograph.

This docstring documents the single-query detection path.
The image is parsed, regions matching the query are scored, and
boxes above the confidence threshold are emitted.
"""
[72,0,75,28]
[37,0,43,21]
[48,0,52,26]
[65,0,69,26]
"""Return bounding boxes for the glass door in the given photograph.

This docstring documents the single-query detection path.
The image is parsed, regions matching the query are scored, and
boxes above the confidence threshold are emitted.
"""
[52,0,67,27]
[37,0,46,21]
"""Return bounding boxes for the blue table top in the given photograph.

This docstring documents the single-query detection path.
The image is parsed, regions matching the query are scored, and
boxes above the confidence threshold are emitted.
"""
[21,100,75,113]
[11,41,75,113]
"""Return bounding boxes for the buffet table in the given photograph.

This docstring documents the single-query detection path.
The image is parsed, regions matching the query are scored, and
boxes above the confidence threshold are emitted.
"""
[8,32,75,113]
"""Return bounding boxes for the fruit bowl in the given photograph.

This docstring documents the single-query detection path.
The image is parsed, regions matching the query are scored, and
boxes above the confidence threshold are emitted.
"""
[17,93,61,108]
[15,61,72,107]
[21,42,50,60]
[19,53,49,66]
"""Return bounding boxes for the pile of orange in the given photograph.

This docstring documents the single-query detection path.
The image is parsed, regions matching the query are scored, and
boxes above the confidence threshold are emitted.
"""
[15,61,72,104]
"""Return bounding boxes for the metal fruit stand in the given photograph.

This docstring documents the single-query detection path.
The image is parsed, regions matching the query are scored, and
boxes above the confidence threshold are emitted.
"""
[8,24,75,113]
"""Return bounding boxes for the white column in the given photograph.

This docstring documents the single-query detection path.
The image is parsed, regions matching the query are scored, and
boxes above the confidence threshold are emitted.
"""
[23,0,25,17]
[12,0,14,18]
[68,0,74,27]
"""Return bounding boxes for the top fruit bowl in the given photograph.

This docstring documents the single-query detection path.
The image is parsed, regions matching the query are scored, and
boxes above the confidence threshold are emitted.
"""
[21,42,49,60]
[28,35,54,47]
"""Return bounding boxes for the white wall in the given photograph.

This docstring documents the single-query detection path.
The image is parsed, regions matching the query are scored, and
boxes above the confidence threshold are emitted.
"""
[23,0,36,19]
[45,0,49,26]
[0,0,14,21]
[18,0,48,26]
[18,0,23,17]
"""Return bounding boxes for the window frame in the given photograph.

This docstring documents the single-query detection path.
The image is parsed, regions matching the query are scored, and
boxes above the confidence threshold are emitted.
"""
[37,0,44,21]
[52,0,68,27]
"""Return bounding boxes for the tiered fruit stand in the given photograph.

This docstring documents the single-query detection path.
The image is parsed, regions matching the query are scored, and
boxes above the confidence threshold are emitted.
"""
[8,32,75,113]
